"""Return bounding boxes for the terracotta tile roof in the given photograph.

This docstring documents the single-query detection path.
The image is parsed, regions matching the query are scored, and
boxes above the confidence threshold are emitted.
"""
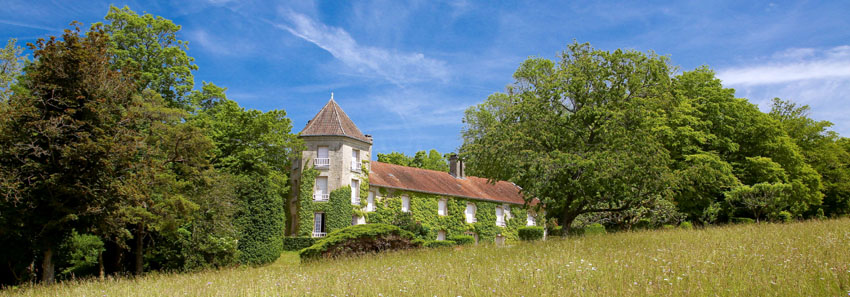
[369,161,532,205]
[300,98,371,143]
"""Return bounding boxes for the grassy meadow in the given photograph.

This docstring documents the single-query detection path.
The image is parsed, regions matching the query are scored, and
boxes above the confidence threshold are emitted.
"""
[3,218,849,296]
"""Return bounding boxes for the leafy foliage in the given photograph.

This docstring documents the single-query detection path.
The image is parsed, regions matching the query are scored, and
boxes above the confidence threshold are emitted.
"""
[57,231,105,279]
[377,149,450,172]
[101,5,197,109]
[0,38,26,102]
[448,235,475,245]
[517,226,545,241]
[424,240,456,248]
[725,183,792,223]
[366,189,529,242]
[583,223,607,235]
[282,237,316,251]
[0,24,139,283]
[461,42,675,232]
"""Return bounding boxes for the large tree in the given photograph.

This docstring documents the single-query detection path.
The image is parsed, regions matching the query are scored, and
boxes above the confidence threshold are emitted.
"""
[667,69,822,220]
[190,82,302,265]
[461,42,676,232]
[0,24,137,283]
[101,5,197,109]
[770,98,850,216]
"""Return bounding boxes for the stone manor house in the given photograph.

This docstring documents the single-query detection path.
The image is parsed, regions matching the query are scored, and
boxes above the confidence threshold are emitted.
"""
[287,97,542,243]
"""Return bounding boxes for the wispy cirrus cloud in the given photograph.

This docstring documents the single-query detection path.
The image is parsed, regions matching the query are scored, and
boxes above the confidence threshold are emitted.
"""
[0,19,60,32]
[717,45,850,86]
[273,10,449,86]
[718,46,850,136]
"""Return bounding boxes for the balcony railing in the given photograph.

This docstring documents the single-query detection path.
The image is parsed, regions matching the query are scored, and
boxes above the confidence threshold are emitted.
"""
[351,160,361,173]
[313,193,329,201]
[315,158,330,169]
[312,231,327,238]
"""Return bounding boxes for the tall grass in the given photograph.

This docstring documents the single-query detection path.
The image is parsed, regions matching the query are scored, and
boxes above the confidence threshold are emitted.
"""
[4,218,849,296]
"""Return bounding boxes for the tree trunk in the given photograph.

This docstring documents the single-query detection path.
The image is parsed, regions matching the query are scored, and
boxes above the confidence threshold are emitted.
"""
[41,247,54,284]
[559,210,579,236]
[98,251,105,280]
[134,227,144,276]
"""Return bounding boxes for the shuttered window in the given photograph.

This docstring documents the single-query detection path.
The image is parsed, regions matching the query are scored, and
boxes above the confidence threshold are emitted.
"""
[401,195,410,212]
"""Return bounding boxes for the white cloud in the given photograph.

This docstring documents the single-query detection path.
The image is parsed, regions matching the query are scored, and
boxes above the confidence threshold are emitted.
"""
[274,10,449,85]
[187,29,254,56]
[718,46,850,137]
[717,45,850,86]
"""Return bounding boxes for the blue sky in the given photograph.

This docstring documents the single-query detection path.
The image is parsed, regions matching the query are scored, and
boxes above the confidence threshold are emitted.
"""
[2,1,849,158]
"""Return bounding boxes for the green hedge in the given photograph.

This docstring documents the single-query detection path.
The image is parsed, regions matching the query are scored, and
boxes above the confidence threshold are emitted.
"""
[679,221,694,230]
[584,223,606,235]
[235,174,285,265]
[518,226,544,241]
[424,240,456,248]
[299,224,420,260]
[282,237,316,251]
[732,217,755,224]
[448,235,474,245]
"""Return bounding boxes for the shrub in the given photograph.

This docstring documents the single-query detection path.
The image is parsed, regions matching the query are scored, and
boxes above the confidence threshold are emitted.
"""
[633,218,652,229]
[518,226,545,241]
[235,174,285,265]
[776,211,793,223]
[584,223,606,235]
[550,225,564,236]
[816,208,826,220]
[58,231,105,279]
[732,217,755,224]
[424,240,456,248]
[679,221,694,230]
[282,237,316,251]
[448,235,475,245]
[299,224,421,260]
[662,224,675,230]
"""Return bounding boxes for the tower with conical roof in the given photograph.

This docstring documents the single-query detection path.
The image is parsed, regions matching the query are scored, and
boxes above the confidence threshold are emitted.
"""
[287,95,372,236]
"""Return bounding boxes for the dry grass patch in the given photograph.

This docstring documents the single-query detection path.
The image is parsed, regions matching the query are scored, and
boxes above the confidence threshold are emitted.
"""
[3,218,849,296]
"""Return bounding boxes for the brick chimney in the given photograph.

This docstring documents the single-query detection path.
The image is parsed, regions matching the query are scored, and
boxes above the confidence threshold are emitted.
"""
[449,154,465,179]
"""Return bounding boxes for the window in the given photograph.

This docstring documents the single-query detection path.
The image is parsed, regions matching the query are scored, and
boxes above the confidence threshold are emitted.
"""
[313,213,326,237]
[351,149,361,172]
[401,195,410,212]
[504,204,512,220]
[438,199,447,216]
[527,212,536,226]
[316,146,329,169]
[352,215,365,226]
[314,177,328,201]
[351,179,360,205]
[437,230,446,241]
[366,191,375,212]
[465,202,477,223]
[495,206,505,226]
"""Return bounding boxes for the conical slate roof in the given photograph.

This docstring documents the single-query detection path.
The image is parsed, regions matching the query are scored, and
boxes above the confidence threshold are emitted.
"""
[300,97,371,143]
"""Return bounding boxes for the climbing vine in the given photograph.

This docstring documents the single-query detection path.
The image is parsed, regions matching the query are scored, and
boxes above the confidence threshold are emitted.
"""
[365,190,529,242]
[296,168,355,236]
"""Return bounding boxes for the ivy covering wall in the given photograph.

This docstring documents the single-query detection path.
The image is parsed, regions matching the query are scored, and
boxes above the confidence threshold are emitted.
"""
[292,162,531,242]
[365,189,529,242]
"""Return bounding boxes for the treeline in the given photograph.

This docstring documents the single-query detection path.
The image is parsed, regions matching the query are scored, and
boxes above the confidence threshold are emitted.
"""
[462,43,850,232]
[377,149,450,172]
[0,7,302,285]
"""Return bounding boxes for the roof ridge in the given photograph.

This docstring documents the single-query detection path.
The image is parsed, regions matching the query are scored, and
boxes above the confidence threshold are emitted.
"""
[332,100,345,135]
